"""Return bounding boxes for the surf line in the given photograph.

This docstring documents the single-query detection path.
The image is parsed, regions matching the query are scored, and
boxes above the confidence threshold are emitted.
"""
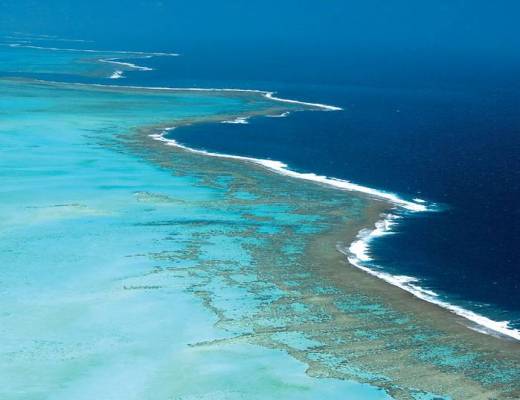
[149,126,426,212]
[75,79,417,207]
[99,57,154,79]
[7,43,179,56]
[61,81,344,112]
[340,214,520,342]
[7,43,178,79]
[149,121,520,342]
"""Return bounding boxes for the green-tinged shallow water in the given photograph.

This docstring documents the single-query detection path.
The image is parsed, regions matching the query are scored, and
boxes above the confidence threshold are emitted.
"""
[0,44,519,400]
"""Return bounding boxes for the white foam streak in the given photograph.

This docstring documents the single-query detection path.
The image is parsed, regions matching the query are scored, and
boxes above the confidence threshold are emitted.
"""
[6,43,172,76]
[52,82,344,114]
[7,43,179,56]
[149,128,426,212]
[266,111,291,118]
[221,117,249,124]
[344,215,520,342]
[109,70,124,79]
[6,34,93,43]
[99,57,154,72]
[265,92,343,111]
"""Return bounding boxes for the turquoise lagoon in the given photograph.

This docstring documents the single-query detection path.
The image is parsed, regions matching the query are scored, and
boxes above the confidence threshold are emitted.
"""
[0,44,519,399]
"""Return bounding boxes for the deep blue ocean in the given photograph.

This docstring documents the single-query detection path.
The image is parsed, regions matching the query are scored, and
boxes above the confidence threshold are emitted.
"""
[1,0,519,330]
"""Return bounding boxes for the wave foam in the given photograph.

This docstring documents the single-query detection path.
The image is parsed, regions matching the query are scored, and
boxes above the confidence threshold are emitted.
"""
[264,92,342,111]
[6,33,94,43]
[109,70,124,79]
[51,82,345,114]
[149,128,427,212]
[344,215,520,342]
[221,117,249,124]
[6,43,172,77]
[266,111,291,118]
[7,43,179,56]
[99,57,154,72]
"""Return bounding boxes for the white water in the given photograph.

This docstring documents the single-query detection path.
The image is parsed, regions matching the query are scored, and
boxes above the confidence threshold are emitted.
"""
[266,111,291,118]
[7,43,179,56]
[100,57,154,72]
[221,117,249,124]
[6,43,172,77]
[6,33,94,43]
[148,128,425,212]
[109,70,124,79]
[344,214,520,341]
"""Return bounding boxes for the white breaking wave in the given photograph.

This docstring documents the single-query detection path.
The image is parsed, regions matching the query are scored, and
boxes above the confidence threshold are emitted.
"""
[6,34,94,43]
[7,43,179,56]
[109,70,124,79]
[264,92,342,111]
[148,128,426,212]
[64,82,344,113]
[343,214,520,342]
[266,111,291,118]
[99,57,154,72]
[41,37,94,43]
[221,117,249,124]
[48,81,344,114]
[6,43,174,78]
